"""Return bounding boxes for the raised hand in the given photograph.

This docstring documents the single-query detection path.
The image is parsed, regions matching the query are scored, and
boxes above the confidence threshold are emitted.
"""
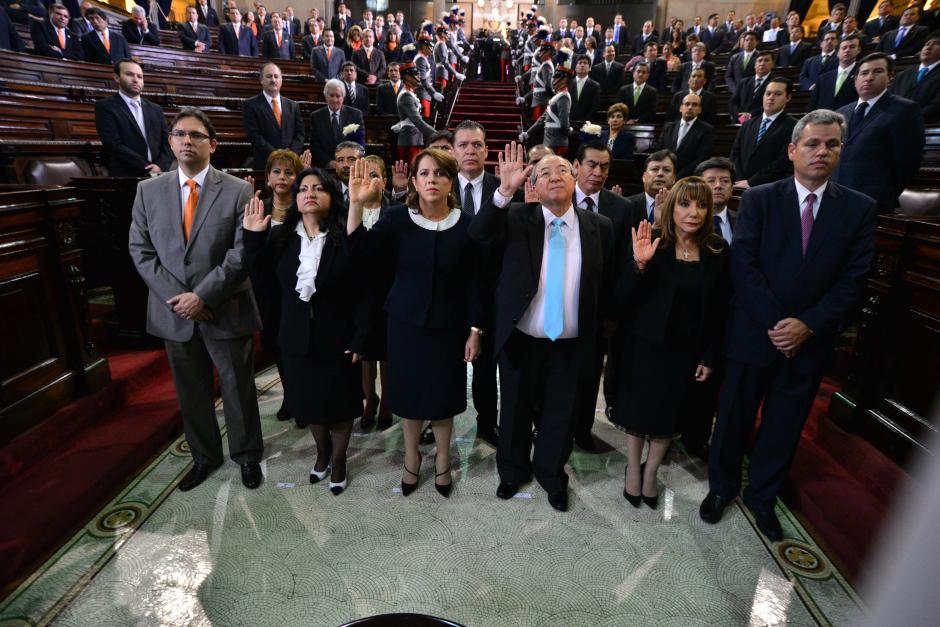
[653,186,669,222]
[243,174,255,188]
[631,219,660,267]
[391,159,409,192]
[611,184,623,196]
[300,149,312,169]
[497,142,533,198]
[524,178,538,203]
[242,191,271,232]
[348,158,383,207]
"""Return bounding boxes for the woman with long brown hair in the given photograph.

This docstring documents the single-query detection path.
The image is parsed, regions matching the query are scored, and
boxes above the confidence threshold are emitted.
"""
[612,177,732,509]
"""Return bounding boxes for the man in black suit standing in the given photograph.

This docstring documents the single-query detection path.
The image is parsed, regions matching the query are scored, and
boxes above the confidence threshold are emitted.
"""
[179,5,211,52]
[352,28,386,85]
[777,24,812,68]
[81,7,130,64]
[340,62,370,115]
[242,63,305,171]
[835,53,925,213]
[309,79,364,168]
[283,6,300,36]
[589,44,624,94]
[878,6,929,58]
[641,42,669,92]
[731,77,796,188]
[891,34,940,122]
[654,93,713,178]
[632,20,657,55]
[701,13,724,53]
[95,59,172,177]
[725,31,759,95]
[218,7,258,56]
[617,62,658,123]
[195,0,218,26]
[469,144,614,512]
[816,3,846,42]
[31,4,83,60]
[69,1,93,35]
[569,54,600,121]
[569,142,643,452]
[799,31,839,91]
[122,4,160,46]
[667,67,717,125]
[811,35,861,111]
[376,63,401,116]
[261,12,293,59]
[729,50,775,123]
[701,109,877,542]
[673,43,716,92]
[310,29,345,80]
[864,0,899,43]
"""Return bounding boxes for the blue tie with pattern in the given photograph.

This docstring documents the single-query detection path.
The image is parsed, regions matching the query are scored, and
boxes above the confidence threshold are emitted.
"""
[757,117,771,143]
[543,218,565,341]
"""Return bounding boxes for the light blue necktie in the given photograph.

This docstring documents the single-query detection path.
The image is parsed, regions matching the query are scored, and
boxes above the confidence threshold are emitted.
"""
[757,117,771,143]
[543,218,565,341]
[917,67,929,83]
[895,27,906,47]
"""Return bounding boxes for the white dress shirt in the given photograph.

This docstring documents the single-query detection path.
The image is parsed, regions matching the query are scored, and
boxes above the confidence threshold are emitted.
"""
[713,207,733,243]
[295,222,327,302]
[794,178,827,219]
[644,192,656,222]
[178,165,210,219]
[574,184,600,212]
[856,89,887,117]
[458,171,485,214]
[263,91,282,113]
[119,91,152,161]
[362,206,382,230]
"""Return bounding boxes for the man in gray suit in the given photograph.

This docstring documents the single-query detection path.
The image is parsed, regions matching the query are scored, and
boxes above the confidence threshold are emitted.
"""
[129,107,264,492]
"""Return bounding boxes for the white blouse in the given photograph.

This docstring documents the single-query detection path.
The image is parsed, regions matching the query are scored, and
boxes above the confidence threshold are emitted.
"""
[363,206,382,230]
[295,221,327,302]
[408,207,461,231]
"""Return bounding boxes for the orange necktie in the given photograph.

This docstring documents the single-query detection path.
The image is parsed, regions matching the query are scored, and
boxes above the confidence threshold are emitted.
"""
[276,32,282,47]
[326,47,331,60]
[102,32,110,53]
[272,98,281,126]
[183,179,199,240]
[393,82,398,94]
[56,29,65,49]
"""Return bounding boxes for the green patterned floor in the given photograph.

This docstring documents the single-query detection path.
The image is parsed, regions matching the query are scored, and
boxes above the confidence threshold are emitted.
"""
[0,365,865,626]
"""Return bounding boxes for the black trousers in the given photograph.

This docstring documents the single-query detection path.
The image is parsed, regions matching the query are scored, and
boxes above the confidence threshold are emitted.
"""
[573,332,609,439]
[471,332,498,430]
[707,357,822,513]
[497,331,579,493]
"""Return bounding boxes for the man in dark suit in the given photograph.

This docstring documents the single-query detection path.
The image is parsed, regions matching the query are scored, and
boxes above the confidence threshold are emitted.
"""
[218,7,258,56]
[552,17,569,42]
[129,108,264,493]
[835,53,925,213]
[31,4,84,60]
[376,63,401,116]
[617,62,658,123]
[195,0,218,26]
[122,5,160,46]
[667,67,717,124]
[243,63,305,171]
[352,28,386,84]
[811,35,861,111]
[864,1,899,42]
[569,55,600,121]
[701,13,724,53]
[878,6,929,58]
[469,144,615,512]
[310,79,364,168]
[701,109,877,542]
[816,3,847,42]
[654,93,713,178]
[673,43,716,92]
[589,44,624,94]
[625,150,677,225]
[340,62,370,115]
[725,31,759,94]
[777,24,812,68]
[68,1,93,35]
[261,12,293,59]
[642,42,669,92]
[81,7,130,64]
[891,34,940,122]
[95,59,172,177]
[179,5,211,52]
[632,20,658,54]
[731,77,796,188]
[799,31,839,90]
[283,6,300,36]
[0,4,23,52]
[330,2,349,34]
[728,50,775,122]
[310,29,345,80]
[570,142,644,451]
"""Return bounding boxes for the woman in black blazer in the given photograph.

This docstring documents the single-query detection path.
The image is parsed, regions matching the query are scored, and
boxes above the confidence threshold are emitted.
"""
[346,150,482,498]
[244,168,369,496]
[381,30,404,64]
[612,177,732,509]
[599,103,637,161]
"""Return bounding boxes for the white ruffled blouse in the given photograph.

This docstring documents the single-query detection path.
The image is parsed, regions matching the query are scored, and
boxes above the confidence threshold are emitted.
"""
[294,221,327,302]
[408,207,461,231]
[363,206,382,230]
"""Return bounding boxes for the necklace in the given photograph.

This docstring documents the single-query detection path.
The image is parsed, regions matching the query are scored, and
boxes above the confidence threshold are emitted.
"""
[682,247,690,260]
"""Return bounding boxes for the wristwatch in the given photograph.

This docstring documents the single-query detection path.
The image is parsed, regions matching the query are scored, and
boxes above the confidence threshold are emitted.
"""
[470,326,485,336]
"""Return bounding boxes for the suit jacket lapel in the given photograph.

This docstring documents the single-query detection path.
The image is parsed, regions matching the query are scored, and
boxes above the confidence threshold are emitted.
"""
[117,96,147,143]
[185,167,224,253]
[280,99,291,145]
[526,204,544,286]
[576,208,598,326]
[849,96,886,140]
[315,239,336,290]
[780,180,803,263]
[802,182,840,265]
[167,171,185,247]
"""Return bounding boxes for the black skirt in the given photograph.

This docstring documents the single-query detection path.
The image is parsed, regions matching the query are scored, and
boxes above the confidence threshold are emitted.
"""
[282,352,364,426]
[385,316,467,420]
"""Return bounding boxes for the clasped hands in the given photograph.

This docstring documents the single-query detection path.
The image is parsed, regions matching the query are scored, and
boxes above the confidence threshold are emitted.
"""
[768,318,812,358]
[167,292,212,321]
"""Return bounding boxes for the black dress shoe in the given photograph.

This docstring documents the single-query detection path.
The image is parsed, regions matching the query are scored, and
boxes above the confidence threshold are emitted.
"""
[641,493,659,509]
[476,425,499,447]
[420,425,434,444]
[699,492,732,524]
[496,481,518,500]
[362,394,378,429]
[574,432,597,452]
[178,462,220,492]
[240,462,263,489]
[750,508,783,542]
[547,490,568,512]
[376,402,393,430]
[276,404,292,422]
[434,470,453,498]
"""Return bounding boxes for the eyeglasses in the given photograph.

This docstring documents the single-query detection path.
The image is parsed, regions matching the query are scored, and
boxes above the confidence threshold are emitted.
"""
[170,130,212,142]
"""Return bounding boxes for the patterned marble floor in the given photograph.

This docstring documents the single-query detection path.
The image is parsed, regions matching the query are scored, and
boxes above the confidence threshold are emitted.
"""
[0,365,864,627]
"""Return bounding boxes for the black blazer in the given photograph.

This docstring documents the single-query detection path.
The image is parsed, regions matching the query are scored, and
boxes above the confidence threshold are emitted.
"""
[576,187,645,279]
[589,60,625,93]
[0,5,24,51]
[810,65,859,111]
[619,236,731,366]
[376,81,400,116]
[728,178,876,371]
[343,81,370,115]
[121,19,160,46]
[725,50,757,94]
[728,74,772,119]
[179,22,211,50]
[645,58,668,92]
[672,60,716,92]
[352,46,387,82]
[309,104,364,167]
[835,93,925,212]
[776,41,812,68]
[242,93,306,171]
[878,25,929,58]
[798,53,838,91]
[301,33,320,59]
[69,16,93,36]
[892,64,940,122]
[468,198,615,376]
[218,22,258,56]
[616,83,658,122]
[196,3,219,26]
[599,130,636,161]
[261,29,294,59]
[730,113,796,186]
[863,15,899,39]
[632,33,658,55]
[654,119,714,179]
[667,90,717,124]
[569,76,600,120]
[31,19,83,59]
[94,94,172,176]
[80,29,130,64]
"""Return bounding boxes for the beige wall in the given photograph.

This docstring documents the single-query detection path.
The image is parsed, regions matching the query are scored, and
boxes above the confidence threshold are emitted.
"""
[659,1,791,27]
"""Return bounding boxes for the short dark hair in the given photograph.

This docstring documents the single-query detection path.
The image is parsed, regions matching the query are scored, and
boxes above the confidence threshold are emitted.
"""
[766,75,794,94]
[428,129,454,145]
[742,31,759,41]
[755,49,774,61]
[644,40,658,51]
[694,156,735,179]
[84,6,103,18]
[574,54,591,66]
[574,141,611,164]
[113,58,141,75]
[454,119,486,139]
[840,34,862,48]
[171,107,217,140]
[858,51,894,74]
[645,149,677,171]
[341,61,356,70]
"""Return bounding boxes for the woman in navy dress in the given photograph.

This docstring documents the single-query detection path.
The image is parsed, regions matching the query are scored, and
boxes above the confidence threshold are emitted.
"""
[599,103,637,161]
[346,149,482,498]
[244,168,369,496]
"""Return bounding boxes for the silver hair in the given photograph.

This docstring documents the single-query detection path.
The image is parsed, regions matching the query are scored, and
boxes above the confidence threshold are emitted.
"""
[792,109,846,144]
[334,141,365,157]
[131,4,145,15]
[530,154,573,185]
[324,79,345,96]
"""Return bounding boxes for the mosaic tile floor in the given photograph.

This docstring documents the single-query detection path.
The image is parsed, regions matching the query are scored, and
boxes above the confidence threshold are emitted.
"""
[0,365,865,627]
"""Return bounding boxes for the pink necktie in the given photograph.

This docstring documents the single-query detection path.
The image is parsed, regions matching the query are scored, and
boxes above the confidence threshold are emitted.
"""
[801,193,816,255]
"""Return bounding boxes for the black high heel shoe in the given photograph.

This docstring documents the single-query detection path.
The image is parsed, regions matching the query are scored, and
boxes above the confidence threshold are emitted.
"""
[435,469,453,498]
[401,454,422,496]
[640,462,659,509]
[623,465,641,507]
